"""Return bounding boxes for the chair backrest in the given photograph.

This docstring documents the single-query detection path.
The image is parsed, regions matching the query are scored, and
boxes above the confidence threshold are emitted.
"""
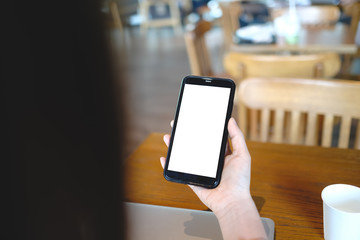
[238,77,360,149]
[271,5,340,28]
[184,20,213,76]
[224,52,341,80]
[139,0,181,32]
[219,0,242,49]
[110,1,123,31]
[343,2,360,38]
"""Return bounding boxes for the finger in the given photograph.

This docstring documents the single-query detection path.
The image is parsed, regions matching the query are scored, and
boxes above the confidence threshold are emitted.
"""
[170,120,174,128]
[188,184,204,196]
[163,134,170,147]
[227,118,249,156]
[160,157,166,169]
[188,184,196,193]
[225,139,232,156]
[187,185,210,209]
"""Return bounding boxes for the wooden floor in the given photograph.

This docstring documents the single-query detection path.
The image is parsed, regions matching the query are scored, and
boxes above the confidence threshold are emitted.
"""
[110,26,225,158]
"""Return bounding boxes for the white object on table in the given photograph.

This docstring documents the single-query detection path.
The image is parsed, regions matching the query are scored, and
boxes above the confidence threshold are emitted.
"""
[235,23,275,43]
[321,184,360,240]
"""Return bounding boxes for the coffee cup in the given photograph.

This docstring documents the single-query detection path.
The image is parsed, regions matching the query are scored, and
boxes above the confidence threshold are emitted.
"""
[321,184,360,240]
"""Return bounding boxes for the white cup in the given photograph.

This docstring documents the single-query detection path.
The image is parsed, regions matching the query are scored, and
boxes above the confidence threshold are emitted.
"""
[321,184,360,240]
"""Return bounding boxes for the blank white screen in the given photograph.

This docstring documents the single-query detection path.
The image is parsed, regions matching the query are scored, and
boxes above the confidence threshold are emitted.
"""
[168,84,230,178]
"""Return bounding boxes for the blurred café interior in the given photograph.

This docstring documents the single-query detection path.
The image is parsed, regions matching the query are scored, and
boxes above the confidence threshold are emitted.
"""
[110,0,360,156]
[8,1,360,239]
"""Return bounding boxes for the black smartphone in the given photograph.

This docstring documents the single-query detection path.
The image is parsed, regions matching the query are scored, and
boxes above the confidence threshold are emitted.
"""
[163,76,236,189]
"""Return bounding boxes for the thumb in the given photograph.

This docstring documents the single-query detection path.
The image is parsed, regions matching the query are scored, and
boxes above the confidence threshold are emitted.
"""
[227,118,249,157]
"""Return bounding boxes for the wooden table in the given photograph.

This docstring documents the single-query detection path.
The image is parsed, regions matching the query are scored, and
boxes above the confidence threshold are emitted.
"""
[230,23,357,54]
[124,132,360,240]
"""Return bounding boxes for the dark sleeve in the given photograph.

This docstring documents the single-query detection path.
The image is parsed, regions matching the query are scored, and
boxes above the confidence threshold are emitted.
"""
[5,0,126,239]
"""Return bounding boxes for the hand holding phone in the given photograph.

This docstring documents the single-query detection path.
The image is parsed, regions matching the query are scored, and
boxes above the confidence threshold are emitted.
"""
[163,76,235,188]
[161,117,267,240]
[161,117,252,209]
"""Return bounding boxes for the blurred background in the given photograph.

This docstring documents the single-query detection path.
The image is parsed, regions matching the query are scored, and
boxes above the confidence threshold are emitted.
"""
[105,0,360,157]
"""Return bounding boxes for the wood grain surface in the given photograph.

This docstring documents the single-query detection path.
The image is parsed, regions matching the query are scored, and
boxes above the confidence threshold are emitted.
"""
[124,132,360,239]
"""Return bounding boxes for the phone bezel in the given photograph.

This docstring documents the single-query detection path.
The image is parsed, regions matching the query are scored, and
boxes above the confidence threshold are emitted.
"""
[163,75,236,189]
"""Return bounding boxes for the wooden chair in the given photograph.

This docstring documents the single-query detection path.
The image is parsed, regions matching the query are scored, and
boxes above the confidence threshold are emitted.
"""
[109,1,123,31]
[184,20,229,78]
[340,2,360,79]
[341,2,360,37]
[238,77,360,149]
[139,0,181,33]
[271,5,340,28]
[219,0,242,50]
[224,52,341,81]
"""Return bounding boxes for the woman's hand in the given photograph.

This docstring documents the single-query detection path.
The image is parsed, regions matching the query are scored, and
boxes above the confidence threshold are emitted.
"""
[160,118,252,214]
[160,118,267,239]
